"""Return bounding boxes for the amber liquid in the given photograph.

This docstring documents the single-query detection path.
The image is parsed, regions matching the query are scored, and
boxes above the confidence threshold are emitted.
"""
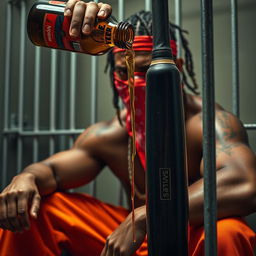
[125,49,136,243]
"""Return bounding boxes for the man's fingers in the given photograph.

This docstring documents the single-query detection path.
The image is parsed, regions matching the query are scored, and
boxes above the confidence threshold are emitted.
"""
[67,1,112,36]
[97,3,112,19]
[104,236,114,256]
[0,196,9,231]
[6,192,22,232]
[17,191,30,230]
[69,1,87,37]
[100,245,107,256]
[64,0,80,16]
[82,2,99,35]
[30,193,41,218]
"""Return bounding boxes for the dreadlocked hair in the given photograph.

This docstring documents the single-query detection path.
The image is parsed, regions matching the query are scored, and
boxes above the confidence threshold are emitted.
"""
[105,10,199,123]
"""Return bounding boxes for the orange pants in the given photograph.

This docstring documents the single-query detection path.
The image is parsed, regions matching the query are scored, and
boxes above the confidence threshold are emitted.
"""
[0,192,255,256]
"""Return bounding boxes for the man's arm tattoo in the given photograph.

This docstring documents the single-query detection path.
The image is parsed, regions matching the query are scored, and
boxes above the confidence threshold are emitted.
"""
[215,111,247,156]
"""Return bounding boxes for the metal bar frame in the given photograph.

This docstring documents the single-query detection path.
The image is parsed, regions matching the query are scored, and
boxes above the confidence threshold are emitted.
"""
[201,0,217,255]
[89,0,99,197]
[175,0,182,58]
[49,50,58,155]
[33,47,41,163]
[3,130,84,136]
[2,1,12,186]
[231,0,240,117]
[17,0,26,173]
[69,53,77,147]
[117,0,125,206]
[90,56,98,197]
[59,52,68,151]
[145,0,151,11]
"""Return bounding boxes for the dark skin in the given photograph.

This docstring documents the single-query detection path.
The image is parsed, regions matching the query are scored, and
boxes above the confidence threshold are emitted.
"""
[1,2,256,256]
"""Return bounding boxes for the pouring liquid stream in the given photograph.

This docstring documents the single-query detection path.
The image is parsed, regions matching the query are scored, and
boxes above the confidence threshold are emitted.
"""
[125,48,136,243]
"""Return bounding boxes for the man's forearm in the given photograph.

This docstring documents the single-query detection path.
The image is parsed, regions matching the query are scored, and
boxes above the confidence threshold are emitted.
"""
[23,162,58,196]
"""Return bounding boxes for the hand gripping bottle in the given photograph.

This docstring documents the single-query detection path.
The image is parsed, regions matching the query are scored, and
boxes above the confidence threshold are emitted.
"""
[27,1,134,55]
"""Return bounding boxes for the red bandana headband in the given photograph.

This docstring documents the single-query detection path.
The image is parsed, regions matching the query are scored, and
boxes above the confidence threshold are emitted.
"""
[113,35,177,57]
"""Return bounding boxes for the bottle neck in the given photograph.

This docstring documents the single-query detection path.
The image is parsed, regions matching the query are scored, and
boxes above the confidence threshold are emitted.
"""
[113,22,134,49]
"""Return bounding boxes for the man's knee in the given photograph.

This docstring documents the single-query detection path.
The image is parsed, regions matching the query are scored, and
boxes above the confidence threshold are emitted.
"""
[217,217,256,255]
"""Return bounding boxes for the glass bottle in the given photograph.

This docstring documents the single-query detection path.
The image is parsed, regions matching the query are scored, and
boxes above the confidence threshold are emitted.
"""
[27,1,134,55]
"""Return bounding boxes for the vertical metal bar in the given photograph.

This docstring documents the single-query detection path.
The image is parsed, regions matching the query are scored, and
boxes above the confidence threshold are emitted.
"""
[91,0,98,126]
[117,0,124,113]
[145,0,151,12]
[201,1,217,255]
[17,0,26,173]
[117,0,125,112]
[91,0,99,197]
[118,0,124,20]
[69,137,74,149]
[49,50,57,156]
[117,0,125,206]
[2,2,12,187]
[175,0,182,58]
[231,0,240,117]
[68,62,75,198]
[33,47,41,163]
[90,57,98,125]
[59,52,68,151]
[69,52,77,146]
[91,55,98,196]
[2,139,8,188]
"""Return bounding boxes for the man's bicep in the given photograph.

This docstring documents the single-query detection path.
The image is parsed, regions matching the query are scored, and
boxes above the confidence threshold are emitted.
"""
[43,148,104,189]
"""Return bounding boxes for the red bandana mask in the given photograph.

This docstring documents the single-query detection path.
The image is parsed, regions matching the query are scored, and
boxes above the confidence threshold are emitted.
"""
[113,36,178,170]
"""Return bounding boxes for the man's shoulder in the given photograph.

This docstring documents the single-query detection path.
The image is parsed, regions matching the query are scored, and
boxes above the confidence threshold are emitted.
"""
[187,93,224,113]
[215,109,248,144]
[186,95,248,145]
[187,95,243,130]
[73,115,128,150]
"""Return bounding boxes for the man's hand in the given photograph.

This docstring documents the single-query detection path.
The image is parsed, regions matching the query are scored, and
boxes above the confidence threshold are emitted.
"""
[0,173,41,233]
[64,1,112,37]
[101,206,147,256]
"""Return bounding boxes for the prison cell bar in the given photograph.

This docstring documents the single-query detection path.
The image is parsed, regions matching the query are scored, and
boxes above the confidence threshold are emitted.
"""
[146,0,188,254]
[90,51,98,126]
[201,0,217,255]
[175,0,182,58]
[145,0,151,12]
[49,50,57,156]
[69,52,77,148]
[91,54,98,196]
[2,1,12,187]
[33,47,41,163]
[245,124,256,129]
[117,0,125,206]
[88,0,99,196]
[17,0,26,173]
[231,0,240,117]
[59,52,68,151]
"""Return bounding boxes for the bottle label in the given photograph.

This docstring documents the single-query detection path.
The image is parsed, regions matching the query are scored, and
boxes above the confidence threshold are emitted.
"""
[95,21,114,46]
[43,13,82,52]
